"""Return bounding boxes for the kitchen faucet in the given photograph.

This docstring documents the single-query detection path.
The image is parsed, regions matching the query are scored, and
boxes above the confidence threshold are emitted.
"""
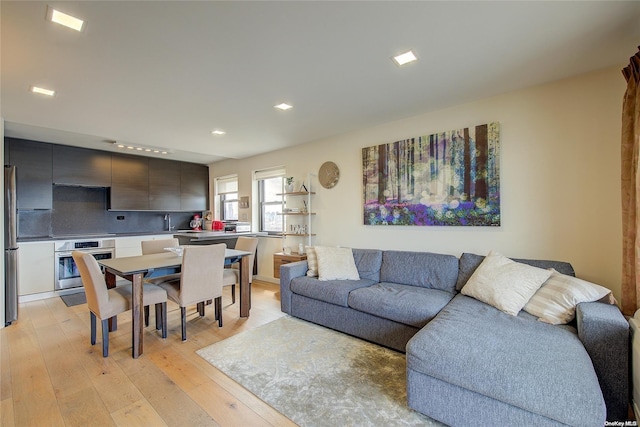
[164,214,174,231]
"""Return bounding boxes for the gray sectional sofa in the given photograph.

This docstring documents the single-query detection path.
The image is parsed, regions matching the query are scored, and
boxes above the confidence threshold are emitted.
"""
[279,249,629,426]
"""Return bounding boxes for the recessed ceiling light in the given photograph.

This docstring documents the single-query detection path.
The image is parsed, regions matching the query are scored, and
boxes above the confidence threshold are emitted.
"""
[211,129,226,135]
[47,6,85,32]
[393,50,417,66]
[30,86,55,96]
[274,103,293,111]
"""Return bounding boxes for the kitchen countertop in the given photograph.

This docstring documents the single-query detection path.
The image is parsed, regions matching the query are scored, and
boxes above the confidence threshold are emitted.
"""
[173,230,268,240]
[18,230,267,243]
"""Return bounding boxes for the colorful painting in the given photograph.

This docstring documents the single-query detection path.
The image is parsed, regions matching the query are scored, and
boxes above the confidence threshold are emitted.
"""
[362,122,500,226]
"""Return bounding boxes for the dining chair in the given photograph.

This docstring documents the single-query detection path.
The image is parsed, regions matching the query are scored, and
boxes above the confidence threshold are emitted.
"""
[141,238,181,328]
[157,244,226,341]
[223,237,258,304]
[141,238,179,255]
[72,251,168,357]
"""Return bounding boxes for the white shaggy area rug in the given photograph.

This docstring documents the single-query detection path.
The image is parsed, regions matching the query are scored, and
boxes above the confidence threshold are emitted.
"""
[196,316,442,427]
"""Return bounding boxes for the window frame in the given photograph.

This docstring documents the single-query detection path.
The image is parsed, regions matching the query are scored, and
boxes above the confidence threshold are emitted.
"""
[220,192,238,221]
[215,175,238,221]
[254,167,286,234]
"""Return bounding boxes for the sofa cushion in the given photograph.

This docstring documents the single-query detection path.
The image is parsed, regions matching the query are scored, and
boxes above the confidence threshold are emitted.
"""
[380,250,458,293]
[290,276,376,307]
[524,269,613,325]
[314,246,360,281]
[305,246,318,277]
[407,294,606,426]
[456,252,576,292]
[461,251,552,316]
[348,282,454,328]
[352,249,383,282]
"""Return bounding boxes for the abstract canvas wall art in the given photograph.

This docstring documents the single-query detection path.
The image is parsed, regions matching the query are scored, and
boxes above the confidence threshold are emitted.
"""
[362,122,500,226]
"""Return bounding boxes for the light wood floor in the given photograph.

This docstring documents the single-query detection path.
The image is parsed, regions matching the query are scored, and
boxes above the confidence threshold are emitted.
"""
[0,280,298,427]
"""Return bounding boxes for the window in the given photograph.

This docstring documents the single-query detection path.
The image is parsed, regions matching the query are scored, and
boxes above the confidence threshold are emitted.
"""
[216,175,238,221]
[221,192,238,221]
[255,167,285,234]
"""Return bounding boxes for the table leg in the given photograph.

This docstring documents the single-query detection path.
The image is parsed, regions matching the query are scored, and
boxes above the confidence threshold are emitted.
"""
[132,272,144,358]
[239,255,251,318]
[104,270,118,331]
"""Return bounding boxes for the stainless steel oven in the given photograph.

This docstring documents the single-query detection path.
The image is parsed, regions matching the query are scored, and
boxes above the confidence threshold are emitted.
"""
[54,238,116,290]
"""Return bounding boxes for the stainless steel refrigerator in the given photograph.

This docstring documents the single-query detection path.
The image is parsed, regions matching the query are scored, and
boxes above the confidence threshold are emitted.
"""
[5,165,18,326]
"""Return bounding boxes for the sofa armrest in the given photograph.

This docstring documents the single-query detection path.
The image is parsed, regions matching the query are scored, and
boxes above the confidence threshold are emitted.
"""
[576,301,629,421]
[279,260,308,314]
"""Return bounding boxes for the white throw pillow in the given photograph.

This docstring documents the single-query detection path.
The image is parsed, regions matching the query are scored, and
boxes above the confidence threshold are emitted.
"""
[306,246,318,277]
[314,246,360,281]
[461,251,551,316]
[524,269,613,325]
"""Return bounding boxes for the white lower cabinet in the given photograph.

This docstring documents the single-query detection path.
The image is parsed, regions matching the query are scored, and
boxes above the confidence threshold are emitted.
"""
[17,241,55,296]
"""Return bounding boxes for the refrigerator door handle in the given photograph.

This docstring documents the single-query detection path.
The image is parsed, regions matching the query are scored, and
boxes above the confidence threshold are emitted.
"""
[5,248,19,325]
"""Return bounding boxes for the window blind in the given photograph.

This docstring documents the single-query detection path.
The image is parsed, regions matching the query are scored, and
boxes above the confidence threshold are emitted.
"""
[253,166,286,181]
[215,175,238,194]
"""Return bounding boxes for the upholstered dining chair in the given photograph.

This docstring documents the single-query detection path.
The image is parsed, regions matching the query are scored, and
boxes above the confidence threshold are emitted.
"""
[72,251,168,357]
[141,238,179,255]
[157,244,226,341]
[222,237,258,304]
[141,237,181,330]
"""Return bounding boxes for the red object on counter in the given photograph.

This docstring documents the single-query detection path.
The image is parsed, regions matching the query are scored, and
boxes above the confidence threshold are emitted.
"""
[213,220,224,231]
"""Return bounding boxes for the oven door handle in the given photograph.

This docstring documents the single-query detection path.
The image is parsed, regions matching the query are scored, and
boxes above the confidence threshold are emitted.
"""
[57,249,114,257]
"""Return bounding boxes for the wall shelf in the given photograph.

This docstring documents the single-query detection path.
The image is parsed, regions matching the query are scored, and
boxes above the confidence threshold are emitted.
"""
[278,212,316,216]
[280,174,316,249]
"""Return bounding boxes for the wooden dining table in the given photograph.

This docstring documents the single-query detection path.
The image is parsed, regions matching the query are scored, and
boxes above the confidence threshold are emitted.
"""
[98,248,252,358]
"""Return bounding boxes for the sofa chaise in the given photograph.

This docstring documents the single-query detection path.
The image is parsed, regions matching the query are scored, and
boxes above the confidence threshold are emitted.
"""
[279,248,629,426]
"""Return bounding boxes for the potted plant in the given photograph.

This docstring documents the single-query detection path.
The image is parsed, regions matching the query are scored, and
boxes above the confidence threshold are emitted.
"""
[285,177,294,192]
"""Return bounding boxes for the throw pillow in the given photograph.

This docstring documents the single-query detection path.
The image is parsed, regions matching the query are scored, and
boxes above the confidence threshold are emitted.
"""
[524,269,613,324]
[461,251,551,316]
[306,246,318,277]
[314,246,360,281]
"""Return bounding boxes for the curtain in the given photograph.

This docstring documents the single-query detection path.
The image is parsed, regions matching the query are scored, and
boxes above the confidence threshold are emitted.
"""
[621,46,640,316]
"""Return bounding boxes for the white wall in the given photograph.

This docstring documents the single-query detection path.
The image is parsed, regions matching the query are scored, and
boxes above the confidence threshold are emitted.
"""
[211,66,625,301]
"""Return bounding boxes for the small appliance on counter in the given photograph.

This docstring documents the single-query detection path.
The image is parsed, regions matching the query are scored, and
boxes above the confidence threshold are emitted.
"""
[213,220,224,231]
[189,214,202,231]
[235,222,251,232]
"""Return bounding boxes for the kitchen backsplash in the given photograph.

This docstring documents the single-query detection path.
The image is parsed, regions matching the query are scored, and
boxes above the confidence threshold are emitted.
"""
[17,186,195,238]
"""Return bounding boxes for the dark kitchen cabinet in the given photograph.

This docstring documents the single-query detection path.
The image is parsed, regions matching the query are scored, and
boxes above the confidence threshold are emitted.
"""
[7,138,52,210]
[149,158,181,211]
[110,154,149,210]
[52,145,111,186]
[180,163,209,211]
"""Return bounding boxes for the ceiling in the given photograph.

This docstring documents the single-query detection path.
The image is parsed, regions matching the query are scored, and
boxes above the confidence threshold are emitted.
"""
[2,1,639,164]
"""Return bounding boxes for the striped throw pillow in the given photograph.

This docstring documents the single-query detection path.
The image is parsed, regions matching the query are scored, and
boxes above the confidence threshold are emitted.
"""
[524,269,612,325]
[306,246,318,277]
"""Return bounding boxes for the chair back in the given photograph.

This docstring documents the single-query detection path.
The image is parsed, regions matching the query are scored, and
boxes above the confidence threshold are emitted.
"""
[142,238,179,255]
[179,244,226,306]
[72,251,110,317]
[233,237,258,281]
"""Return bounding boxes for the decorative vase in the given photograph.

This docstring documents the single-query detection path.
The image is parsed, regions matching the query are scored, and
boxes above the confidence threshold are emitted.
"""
[286,183,294,192]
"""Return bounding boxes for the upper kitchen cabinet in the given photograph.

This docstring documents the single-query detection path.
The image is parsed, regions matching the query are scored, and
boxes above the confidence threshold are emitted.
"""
[110,154,149,210]
[7,138,52,210]
[53,145,111,186]
[149,158,181,211]
[181,163,209,211]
